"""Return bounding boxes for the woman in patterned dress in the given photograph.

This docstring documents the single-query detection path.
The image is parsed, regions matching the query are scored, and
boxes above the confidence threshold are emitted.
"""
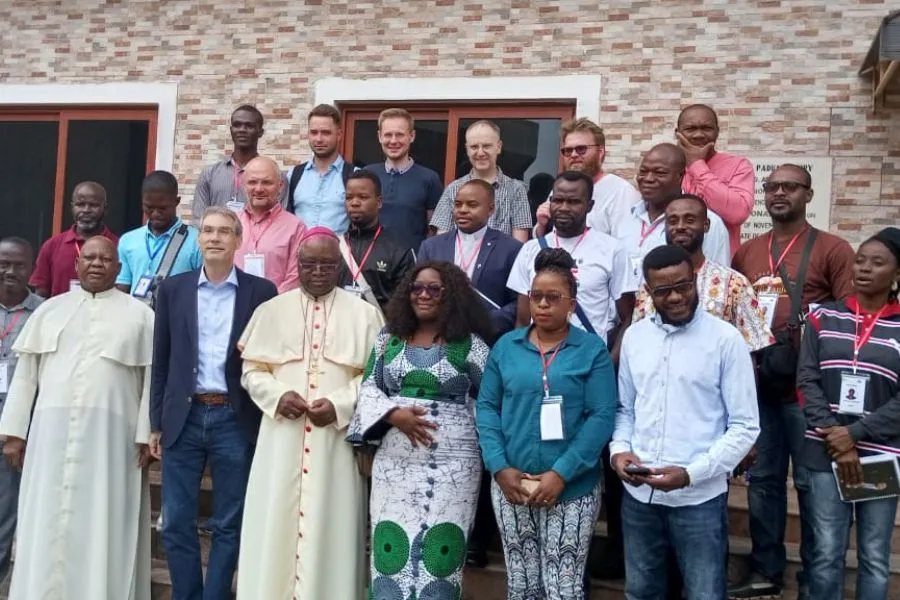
[348,261,494,600]
[476,248,618,600]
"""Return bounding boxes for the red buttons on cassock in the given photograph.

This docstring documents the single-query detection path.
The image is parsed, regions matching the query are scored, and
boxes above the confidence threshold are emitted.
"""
[304,448,310,453]
[314,323,320,329]
[305,425,312,432]
[303,468,308,474]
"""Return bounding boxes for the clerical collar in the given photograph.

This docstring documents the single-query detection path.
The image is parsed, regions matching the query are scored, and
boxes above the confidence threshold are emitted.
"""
[300,286,337,304]
[457,225,488,243]
[79,287,119,299]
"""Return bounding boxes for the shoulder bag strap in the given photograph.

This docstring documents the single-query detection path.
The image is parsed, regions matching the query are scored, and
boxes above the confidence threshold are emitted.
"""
[341,162,357,185]
[775,228,818,328]
[286,162,307,214]
[154,224,189,281]
[535,236,597,335]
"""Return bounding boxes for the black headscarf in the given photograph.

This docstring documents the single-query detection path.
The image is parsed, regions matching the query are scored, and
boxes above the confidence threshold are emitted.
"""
[868,227,900,265]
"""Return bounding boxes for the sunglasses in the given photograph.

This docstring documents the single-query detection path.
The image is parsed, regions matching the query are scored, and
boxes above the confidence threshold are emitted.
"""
[559,144,599,157]
[528,290,572,305]
[299,261,339,274]
[649,279,695,299]
[762,181,810,194]
[409,282,444,299]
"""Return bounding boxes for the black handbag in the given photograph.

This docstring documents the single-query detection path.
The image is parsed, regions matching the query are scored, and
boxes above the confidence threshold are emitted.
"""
[756,228,818,400]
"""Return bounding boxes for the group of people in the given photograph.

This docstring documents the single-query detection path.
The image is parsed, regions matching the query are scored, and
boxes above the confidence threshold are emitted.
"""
[0,99,896,600]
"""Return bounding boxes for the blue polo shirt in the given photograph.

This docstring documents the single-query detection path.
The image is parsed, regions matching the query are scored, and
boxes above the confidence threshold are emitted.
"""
[290,156,350,234]
[365,161,442,251]
[116,218,203,293]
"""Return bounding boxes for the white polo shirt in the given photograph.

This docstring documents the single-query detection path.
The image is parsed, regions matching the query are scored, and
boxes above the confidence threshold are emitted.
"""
[614,201,730,283]
[506,228,637,343]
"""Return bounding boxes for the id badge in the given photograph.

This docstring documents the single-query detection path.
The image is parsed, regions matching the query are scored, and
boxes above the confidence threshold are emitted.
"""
[540,395,565,441]
[243,253,266,277]
[225,200,245,213]
[838,372,869,416]
[629,254,642,282]
[134,275,154,299]
[758,292,779,329]
[343,284,364,298]
[69,279,81,292]
[0,360,9,394]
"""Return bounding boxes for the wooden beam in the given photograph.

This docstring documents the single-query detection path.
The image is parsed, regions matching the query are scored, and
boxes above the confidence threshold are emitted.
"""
[874,60,899,98]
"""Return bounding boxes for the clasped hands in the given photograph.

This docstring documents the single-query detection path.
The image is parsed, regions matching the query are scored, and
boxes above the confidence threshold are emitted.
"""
[611,452,691,492]
[495,468,566,507]
[276,391,336,427]
[817,425,863,486]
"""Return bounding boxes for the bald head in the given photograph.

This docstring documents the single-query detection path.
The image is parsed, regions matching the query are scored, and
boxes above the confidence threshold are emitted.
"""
[646,143,687,172]
[637,144,687,208]
[244,156,284,212]
[76,236,120,293]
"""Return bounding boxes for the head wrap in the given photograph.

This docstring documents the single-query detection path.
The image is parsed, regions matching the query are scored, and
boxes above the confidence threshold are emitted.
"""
[299,226,338,244]
[868,227,900,265]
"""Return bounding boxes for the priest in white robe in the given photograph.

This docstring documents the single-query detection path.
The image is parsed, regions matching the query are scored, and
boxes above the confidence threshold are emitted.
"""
[0,237,153,600]
[236,227,384,600]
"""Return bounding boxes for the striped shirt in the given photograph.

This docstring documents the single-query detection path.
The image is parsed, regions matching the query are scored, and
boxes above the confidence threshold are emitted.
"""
[191,155,288,223]
[0,292,43,405]
[799,297,900,471]
[429,169,533,235]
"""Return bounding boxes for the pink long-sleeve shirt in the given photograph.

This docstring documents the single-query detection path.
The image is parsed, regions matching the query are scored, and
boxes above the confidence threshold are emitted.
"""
[682,151,754,257]
[236,204,306,294]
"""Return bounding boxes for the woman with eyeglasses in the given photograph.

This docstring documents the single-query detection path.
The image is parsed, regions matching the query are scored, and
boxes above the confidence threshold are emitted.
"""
[799,227,900,600]
[476,248,617,600]
[347,261,494,599]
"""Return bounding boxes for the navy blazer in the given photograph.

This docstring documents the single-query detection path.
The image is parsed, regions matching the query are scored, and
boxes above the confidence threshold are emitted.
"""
[418,228,522,339]
[150,268,278,448]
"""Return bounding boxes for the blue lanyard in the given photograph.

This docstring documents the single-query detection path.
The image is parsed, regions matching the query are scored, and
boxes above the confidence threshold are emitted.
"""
[145,231,169,263]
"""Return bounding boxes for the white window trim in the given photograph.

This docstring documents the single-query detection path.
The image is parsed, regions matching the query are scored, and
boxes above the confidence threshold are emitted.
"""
[0,82,178,171]
[314,75,602,120]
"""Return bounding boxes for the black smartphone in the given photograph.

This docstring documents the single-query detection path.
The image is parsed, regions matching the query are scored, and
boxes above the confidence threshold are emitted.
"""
[624,464,652,476]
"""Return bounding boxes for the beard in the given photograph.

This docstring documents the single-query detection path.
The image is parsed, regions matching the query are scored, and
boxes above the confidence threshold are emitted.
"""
[659,293,700,327]
[666,232,704,255]
[575,158,601,179]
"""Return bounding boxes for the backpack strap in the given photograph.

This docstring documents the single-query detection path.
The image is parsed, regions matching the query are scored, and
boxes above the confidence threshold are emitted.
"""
[774,228,818,330]
[286,162,307,214]
[535,236,597,335]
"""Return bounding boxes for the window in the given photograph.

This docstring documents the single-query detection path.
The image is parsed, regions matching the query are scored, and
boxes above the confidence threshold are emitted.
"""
[0,107,157,251]
[342,103,575,216]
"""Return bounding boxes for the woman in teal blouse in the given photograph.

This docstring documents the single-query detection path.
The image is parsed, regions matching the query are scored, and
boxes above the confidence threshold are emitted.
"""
[476,247,618,600]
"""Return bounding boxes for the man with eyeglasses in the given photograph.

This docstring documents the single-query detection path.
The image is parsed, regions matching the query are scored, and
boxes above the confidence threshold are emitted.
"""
[430,120,533,242]
[235,226,384,600]
[149,207,277,600]
[612,243,759,600]
[676,104,754,256]
[728,164,855,600]
[534,118,642,237]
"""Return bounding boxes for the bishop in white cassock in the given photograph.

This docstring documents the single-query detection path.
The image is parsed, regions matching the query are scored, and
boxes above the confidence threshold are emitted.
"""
[236,227,384,600]
[0,237,154,600]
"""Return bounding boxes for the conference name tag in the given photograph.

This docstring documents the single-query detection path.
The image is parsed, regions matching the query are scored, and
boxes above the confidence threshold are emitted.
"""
[225,200,245,214]
[0,361,8,394]
[758,292,779,329]
[134,275,154,299]
[838,372,868,416]
[69,280,81,292]
[243,254,266,278]
[343,284,364,298]
[540,395,565,441]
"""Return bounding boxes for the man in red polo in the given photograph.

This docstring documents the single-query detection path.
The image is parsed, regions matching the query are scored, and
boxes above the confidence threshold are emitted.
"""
[30,182,118,298]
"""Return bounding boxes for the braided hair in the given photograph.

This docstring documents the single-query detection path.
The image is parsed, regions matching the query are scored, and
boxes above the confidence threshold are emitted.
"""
[533,247,577,297]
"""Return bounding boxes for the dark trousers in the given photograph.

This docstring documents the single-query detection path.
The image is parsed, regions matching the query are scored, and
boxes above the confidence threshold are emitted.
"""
[469,467,498,551]
[602,445,625,555]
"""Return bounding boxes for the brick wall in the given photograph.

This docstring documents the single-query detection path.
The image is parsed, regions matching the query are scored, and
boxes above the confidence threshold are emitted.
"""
[1,0,898,243]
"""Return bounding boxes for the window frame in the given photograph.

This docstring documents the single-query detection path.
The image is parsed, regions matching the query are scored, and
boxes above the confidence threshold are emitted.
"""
[340,102,575,186]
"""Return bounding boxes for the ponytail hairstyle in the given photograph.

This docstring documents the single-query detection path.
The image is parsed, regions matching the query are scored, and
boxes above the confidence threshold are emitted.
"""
[533,247,577,297]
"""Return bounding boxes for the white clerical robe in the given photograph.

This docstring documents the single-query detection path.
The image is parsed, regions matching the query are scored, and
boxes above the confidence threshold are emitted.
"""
[236,287,384,600]
[0,288,153,600]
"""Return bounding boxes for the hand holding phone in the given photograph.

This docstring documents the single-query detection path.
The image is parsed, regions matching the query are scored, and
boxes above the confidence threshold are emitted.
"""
[624,464,652,477]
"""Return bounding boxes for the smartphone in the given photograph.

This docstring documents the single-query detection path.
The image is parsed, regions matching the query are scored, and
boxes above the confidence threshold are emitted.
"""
[624,464,652,476]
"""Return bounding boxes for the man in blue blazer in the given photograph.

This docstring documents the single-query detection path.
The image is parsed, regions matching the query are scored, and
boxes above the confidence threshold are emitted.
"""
[149,206,277,600]
[418,179,522,340]
[417,178,522,568]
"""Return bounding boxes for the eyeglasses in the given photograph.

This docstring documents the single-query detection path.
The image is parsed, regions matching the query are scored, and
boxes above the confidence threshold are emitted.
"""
[762,181,810,194]
[649,279,695,299]
[409,282,444,299]
[560,144,599,157]
[528,290,572,305]
[299,261,339,274]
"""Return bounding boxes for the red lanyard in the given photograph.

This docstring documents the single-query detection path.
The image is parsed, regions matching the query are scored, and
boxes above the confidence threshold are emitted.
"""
[0,312,23,352]
[554,229,589,254]
[767,228,807,277]
[852,300,888,372]
[73,240,84,267]
[249,212,278,252]
[538,339,563,397]
[455,234,483,274]
[639,218,664,247]
[347,226,382,283]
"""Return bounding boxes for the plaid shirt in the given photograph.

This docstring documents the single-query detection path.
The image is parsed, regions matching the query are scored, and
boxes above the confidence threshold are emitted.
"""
[0,292,43,405]
[430,169,533,234]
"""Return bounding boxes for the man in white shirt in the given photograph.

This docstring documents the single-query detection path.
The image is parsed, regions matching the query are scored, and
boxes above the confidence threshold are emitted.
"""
[615,143,730,283]
[507,170,636,362]
[611,244,759,600]
[534,118,641,237]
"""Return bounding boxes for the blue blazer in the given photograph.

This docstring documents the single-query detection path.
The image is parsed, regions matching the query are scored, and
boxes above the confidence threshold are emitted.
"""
[418,228,522,339]
[150,268,278,448]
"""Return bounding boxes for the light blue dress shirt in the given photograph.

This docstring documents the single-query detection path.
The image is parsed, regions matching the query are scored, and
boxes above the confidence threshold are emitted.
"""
[611,308,760,507]
[195,267,238,393]
[290,156,349,234]
[116,218,203,293]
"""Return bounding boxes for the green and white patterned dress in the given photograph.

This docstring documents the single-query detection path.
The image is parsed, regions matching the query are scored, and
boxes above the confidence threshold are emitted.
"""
[348,329,489,600]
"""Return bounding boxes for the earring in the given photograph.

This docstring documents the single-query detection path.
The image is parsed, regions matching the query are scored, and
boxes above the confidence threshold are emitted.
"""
[893,280,899,293]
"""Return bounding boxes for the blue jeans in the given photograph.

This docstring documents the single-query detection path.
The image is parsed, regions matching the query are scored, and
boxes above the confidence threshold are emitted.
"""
[806,470,897,600]
[622,492,728,600]
[747,400,812,586]
[160,403,253,600]
[0,452,19,583]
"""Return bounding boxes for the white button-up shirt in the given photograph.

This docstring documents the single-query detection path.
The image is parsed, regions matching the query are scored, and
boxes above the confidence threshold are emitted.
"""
[611,308,759,507]
[615,201,731,284]
[454,225,488,279]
